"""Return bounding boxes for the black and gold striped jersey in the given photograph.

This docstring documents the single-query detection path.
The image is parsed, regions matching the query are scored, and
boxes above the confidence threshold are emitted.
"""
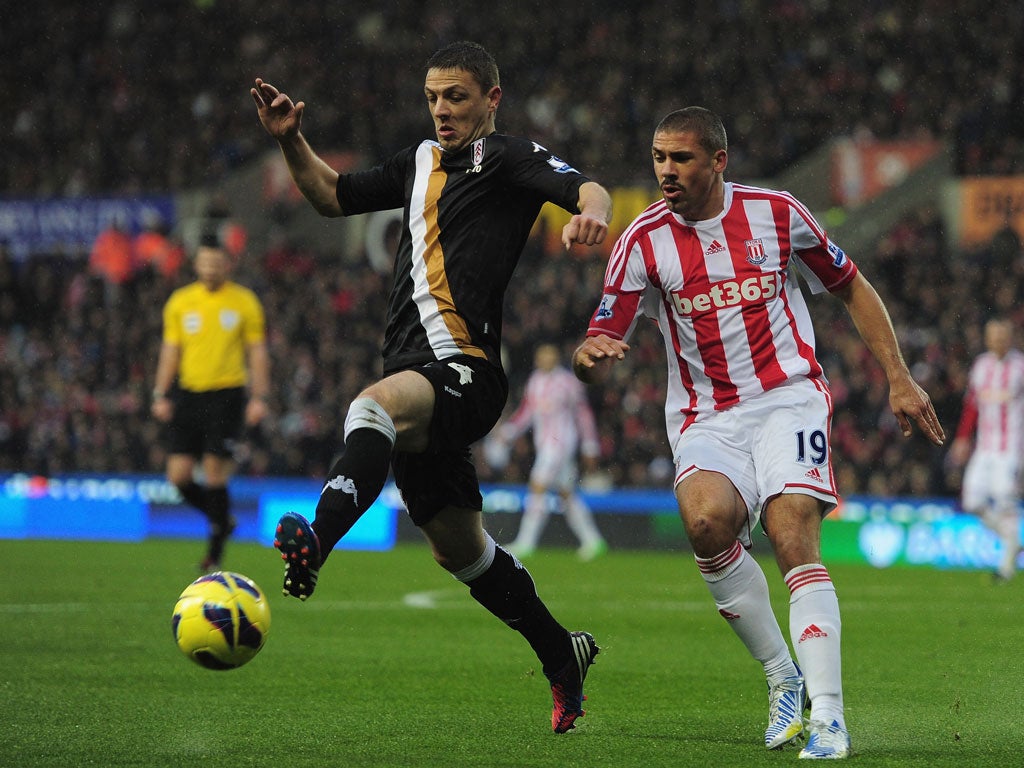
[337,133,589,374]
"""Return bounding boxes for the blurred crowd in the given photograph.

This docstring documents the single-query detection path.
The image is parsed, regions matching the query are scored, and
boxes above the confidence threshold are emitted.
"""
[3,1,1024,500]
[2,210,1022,498]
[5,0,1022,199]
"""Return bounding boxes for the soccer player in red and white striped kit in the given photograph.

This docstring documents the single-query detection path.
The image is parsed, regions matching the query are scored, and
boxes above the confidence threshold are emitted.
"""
[949,317,1024,581]
[492,342,607,560]
[573,107,946,759]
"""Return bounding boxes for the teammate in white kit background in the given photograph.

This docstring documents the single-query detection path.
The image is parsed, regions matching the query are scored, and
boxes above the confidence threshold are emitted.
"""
[573,106,946,760]
[948,317,1024,581]
[488,343,607,560]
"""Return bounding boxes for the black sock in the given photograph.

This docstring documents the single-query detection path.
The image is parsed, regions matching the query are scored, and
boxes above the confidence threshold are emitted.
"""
[178,480,208,515]
[311,427,393,562]
[466,546,571,676]
[205,486,230,528]
[204,486,232,561]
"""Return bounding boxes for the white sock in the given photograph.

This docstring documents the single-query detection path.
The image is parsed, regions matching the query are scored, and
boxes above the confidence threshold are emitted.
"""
[995,507,1021,578]
[511,492,549,550]
[787,564,844,727]
[697,541,795,684]
[563,494,604,548]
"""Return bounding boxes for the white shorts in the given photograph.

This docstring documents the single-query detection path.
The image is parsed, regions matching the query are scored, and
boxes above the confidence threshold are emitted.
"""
[672,378,839,546]
[962,450,1021,513]
[529,448,579,493]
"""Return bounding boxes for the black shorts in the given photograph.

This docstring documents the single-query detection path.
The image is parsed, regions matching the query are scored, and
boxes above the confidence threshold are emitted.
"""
[390,356,508,526]
[166,387,246,458]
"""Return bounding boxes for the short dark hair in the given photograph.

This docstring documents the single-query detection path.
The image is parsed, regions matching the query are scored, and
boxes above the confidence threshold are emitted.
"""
[655,107,728,155]
[198,221,222,249]
[426,41,500,92]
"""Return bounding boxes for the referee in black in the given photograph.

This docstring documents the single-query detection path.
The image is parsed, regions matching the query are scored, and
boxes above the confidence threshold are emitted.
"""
[151,229,270,572]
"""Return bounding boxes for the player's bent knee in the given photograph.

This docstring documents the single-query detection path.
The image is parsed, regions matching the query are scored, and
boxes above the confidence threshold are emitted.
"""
[682,511,739,555]
[344,397,397,443]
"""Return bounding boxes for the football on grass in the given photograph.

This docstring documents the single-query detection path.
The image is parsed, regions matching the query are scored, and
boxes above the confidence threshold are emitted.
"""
[171,571,271,670]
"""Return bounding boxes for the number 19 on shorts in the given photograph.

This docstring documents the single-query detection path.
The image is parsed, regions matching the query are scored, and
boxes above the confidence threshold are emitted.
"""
[795,429,827,465]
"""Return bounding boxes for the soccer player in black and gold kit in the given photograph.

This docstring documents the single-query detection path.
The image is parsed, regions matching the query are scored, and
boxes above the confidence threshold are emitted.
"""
[151,234,270,571]
[252,41,611,733]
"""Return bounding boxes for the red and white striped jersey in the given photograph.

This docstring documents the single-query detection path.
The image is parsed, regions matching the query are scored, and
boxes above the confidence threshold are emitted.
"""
[501,366,600,459]
[587,182,858,440]
[956,348,1024,455]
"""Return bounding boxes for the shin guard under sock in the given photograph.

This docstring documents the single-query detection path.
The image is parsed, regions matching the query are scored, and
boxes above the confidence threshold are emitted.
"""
[697,541,795,682]
[312,427,393,562]
[787,564,844,727]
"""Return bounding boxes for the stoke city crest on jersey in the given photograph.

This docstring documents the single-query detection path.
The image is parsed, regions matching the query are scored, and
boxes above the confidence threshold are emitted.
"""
[744,238,767,266]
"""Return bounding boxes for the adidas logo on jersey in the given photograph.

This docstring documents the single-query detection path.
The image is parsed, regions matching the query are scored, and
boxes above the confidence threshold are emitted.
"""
[799,623,828,643]
[804,466,824,482]
[705,239,726,255]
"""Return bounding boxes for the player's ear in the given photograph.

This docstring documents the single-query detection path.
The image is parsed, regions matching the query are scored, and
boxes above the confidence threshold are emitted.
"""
[713,149,728,173]
[488,85,502,113]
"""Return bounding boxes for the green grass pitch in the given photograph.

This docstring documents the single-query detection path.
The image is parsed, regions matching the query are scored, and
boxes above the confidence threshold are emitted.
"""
[0,538,1019,767]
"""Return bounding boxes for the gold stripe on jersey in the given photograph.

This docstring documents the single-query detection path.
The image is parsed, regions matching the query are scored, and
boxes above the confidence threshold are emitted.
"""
[411,143,487,360]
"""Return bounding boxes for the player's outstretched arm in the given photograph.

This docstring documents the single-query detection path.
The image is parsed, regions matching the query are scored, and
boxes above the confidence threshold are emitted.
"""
[573,334,629,385]
[251,78,342,217]
[562,182,612,250]
[837,272,946,445]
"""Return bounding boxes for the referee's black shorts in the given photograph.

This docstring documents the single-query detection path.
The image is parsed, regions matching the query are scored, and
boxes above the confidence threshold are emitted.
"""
[390,355,508,526]
[165,387,246,458]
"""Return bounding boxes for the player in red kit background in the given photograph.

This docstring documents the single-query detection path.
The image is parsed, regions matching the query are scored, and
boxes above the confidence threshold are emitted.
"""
[949,317,1024,581]
[573,107,945,759]
[489,343,607,560]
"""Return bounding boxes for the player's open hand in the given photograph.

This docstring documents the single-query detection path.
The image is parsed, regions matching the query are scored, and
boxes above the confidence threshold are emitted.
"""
[889,375,945,446]
[573,334,629,383]
[251,78,304,140]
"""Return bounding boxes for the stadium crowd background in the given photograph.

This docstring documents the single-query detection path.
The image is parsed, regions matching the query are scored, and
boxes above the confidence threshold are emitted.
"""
[2,1,1023,500]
